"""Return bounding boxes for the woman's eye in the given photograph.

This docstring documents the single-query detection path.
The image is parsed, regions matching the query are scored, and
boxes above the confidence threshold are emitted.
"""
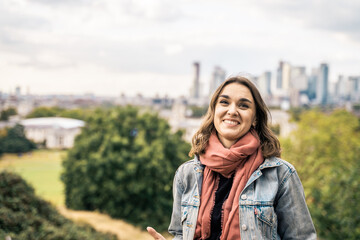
[239,103,249,108]
[219,100,228,104]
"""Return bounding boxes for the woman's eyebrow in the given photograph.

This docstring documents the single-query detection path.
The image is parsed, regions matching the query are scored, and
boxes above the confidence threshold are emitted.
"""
[238,98,252,104]
[219,95,252,104]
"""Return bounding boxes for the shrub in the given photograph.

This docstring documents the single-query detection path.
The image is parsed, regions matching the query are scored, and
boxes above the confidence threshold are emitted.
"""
[62,106,190,231]
[0,171,117,240]
[281,110,360,239]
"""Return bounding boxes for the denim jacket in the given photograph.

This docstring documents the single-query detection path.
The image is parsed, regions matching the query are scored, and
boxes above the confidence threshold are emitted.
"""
[168,155,317,240]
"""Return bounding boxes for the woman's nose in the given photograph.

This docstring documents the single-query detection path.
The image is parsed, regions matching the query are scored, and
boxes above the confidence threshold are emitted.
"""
[227,103,238,115]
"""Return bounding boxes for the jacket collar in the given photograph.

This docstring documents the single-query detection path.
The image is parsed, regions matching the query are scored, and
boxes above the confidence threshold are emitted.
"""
[258,156,283,170]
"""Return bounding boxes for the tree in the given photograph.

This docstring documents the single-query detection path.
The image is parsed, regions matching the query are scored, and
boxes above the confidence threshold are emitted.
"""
[0,108,17,121]
[26,106,92,120]
[61,106,190,231]
[281,109,360,239]
[0,171,117,240]
[0,124,36,153]
[26,106,62,118]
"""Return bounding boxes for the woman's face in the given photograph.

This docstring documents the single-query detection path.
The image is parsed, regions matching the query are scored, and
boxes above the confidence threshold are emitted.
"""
[214,82,256,148]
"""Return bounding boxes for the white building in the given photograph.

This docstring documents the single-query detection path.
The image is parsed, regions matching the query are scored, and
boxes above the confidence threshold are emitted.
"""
[21,117,85,149]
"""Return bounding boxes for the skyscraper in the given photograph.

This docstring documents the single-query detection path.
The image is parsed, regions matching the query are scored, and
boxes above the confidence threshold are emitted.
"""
[257,71,272,98]
[291,66,307,91]
[349,76,360,102]
[190,62,200,99]
[316,63,329,105]
[308,68,318,101]
[276,61,291,91]
[209,66,226,96]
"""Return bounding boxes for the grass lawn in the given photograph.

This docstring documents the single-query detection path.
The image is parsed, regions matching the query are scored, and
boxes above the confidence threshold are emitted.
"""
[0,149,172,239]
[0,150,66,206]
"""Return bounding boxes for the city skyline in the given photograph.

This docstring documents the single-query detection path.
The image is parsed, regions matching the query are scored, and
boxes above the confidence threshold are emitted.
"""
[1,0,359,97]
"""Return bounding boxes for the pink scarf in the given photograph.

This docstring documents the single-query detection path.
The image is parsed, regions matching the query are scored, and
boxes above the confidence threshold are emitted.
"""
[194,129,264,240]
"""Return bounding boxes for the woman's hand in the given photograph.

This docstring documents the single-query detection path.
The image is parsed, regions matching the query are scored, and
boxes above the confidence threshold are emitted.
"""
[146,226,166,240]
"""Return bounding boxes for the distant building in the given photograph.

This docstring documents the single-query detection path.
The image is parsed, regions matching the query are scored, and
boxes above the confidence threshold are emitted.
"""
[291,66,307,91]
[334,75,350,103]
[257,71,272,98]
[276,61,291,91]
[316,63,329,105]
[349,76,360,102]
[21,117,85,149]
[209,66,226,96]
[308,68,318,101]
[190,62,200,99]
[290,66,307,107]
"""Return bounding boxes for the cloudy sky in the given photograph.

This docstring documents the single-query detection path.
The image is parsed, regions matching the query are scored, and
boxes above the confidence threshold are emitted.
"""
[1,0,359,97]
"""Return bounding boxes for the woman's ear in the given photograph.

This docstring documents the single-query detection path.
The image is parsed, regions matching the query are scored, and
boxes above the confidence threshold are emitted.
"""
[252,119,257,127]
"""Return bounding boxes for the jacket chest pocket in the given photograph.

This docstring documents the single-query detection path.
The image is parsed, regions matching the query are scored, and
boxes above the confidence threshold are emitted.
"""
[255,206,277,239]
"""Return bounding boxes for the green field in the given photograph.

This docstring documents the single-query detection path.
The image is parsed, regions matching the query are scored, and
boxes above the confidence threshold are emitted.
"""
[0,150,66,206]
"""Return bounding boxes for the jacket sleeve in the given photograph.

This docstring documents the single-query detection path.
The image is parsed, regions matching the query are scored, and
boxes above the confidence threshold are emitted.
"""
[168,169,184,239]
[275,169,317,239]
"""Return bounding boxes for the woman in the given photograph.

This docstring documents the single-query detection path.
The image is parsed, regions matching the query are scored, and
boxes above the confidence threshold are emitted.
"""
[147,76,316,239]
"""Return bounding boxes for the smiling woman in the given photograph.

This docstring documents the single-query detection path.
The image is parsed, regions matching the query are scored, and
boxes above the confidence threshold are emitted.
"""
[213,83,256,148]
[147,76,317,240]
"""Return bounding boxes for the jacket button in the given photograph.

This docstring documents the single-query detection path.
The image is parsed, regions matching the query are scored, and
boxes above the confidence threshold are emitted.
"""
[241,194,247,200]
[242,224,248,231]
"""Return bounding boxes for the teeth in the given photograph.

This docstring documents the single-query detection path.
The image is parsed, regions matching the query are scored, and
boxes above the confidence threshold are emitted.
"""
[224,120,238,125]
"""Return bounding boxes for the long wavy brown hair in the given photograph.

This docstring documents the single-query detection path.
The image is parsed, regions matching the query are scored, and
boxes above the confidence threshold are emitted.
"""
[189,76,281,159]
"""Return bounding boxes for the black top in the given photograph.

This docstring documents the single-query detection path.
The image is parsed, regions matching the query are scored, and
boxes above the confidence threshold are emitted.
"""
[206,173,234,240]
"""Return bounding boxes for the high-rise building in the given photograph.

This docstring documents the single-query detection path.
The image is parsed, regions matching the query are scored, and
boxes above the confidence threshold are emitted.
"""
[257,71,272,98]
[209,66,226,96]
[316,63,329,105]
[276,61,291,91]
[291,66,307,91]
[349,76,360,102]
[308,68,318,101]
[289,66,308,107]
[190,62,200,99]
[334,75,350,103]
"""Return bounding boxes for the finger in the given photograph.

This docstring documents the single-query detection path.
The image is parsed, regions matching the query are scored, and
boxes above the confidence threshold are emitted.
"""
[147,226,165,240]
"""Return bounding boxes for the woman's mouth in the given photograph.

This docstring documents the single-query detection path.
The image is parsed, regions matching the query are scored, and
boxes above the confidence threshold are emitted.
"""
[223,119,239,126]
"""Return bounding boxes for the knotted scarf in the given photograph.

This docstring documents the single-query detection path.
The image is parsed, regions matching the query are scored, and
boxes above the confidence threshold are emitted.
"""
[194,129,264,240]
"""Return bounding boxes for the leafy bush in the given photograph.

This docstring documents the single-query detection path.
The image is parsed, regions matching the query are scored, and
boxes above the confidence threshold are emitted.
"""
[0,171,117,240]
[0,124,36,153]
[61,106,190,231]
[281,109,360,239]
[0,108,17,121]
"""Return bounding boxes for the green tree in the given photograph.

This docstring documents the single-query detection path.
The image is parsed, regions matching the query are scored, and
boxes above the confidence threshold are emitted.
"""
[0,124,36,153]
[26,106,62,118]
[61,106,190,231]
[281,109,360,239]
[0,171,117,240]
[0,108,17,121]
[26,106,93,120]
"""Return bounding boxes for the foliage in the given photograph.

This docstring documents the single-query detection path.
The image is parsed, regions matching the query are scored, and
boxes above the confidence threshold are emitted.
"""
[281,109,360,239]
[0,124,36,153]
[0,171,117,240]
[287,107,310,122]
[0,108,17,121]
[26,106,93,120]
[269,124,280,136]
[62,106,190,231]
